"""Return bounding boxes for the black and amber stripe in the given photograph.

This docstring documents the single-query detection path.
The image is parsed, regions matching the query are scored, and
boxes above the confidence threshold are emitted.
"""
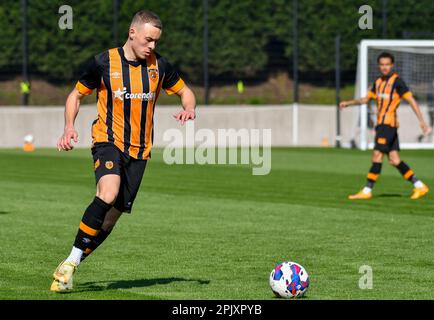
[367,172,379,182]
[128,64,143,158]
[108,48,125,152]
[121,59,132,155]
[376,74,393,124]
[140,53,160,160]
[396,161,416,182]
[137,63,150,160]
[73,196,112,251]
[150,68,166,157]
[80,48,184,159]
[381,80,397,125]
[372,73,410,128]
[377,73,397,126]
[404,169,414,180]
[79,221,99,237]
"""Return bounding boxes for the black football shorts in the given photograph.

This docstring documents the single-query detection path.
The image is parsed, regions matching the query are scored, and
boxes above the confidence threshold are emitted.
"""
[91,142,147,213]
[374,124,400,153]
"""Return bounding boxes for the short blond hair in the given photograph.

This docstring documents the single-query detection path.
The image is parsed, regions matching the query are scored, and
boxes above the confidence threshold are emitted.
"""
[130,10,162,29]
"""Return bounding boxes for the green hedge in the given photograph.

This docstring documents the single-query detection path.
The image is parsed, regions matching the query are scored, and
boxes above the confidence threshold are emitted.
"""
[0,0,433,83]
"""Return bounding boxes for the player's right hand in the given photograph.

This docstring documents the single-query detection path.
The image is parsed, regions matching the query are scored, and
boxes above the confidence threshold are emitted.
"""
[57,127,78,151]
[339,101,348,109]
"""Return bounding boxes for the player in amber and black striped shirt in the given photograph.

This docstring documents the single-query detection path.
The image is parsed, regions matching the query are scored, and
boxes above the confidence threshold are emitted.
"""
[51,10,196,292]
[340,52,431,200]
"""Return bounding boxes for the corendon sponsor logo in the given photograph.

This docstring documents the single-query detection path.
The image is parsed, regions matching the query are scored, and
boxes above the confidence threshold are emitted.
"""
[113,87,155,101]
[377,93,391,99]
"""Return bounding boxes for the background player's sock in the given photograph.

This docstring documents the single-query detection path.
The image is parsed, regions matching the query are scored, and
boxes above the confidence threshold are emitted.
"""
[72,197,112,260]
[80,228,112,262]
[414,180,424,189]
[365,162,382,191]
[65,246,84,266]
[362,187,372,194]
[396,161,423,187]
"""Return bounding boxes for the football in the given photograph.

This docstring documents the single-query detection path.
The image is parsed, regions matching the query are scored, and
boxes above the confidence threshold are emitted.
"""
[269,261,309,298]
[23,134,34,144]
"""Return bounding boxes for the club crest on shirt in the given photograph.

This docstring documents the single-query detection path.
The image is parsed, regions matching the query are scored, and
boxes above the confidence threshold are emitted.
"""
[105,161,114,169]
[148,68,158,81]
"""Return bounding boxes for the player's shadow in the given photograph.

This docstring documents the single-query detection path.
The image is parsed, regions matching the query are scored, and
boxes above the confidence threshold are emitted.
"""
[0,211,11,215]
[377,193,403,198]
[74,277,210,293]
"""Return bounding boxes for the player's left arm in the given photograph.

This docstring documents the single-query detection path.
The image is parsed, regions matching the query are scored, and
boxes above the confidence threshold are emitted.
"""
[161,57,196,125]
[405,95,431,135]
[398,78,432,135]
[173,85,196,125]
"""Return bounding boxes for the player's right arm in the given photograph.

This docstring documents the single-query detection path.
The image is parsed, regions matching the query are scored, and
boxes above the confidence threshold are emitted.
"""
[339,96,371,109]
[340,81,376,109]
[57,56,101,151]
[57,89,85,151]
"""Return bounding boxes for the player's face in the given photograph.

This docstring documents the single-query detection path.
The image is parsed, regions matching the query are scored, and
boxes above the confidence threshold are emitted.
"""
[130,23,162,59]
[378,57,394,76]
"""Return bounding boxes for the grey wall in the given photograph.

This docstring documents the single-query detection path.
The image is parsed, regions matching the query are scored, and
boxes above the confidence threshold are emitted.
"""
[0,104,430,148]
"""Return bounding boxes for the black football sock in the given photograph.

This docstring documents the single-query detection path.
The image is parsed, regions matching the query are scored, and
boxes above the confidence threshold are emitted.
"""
[396,161,419,184]
[73,197,112,251]
[366,162,382,189]
[80,228,113,262]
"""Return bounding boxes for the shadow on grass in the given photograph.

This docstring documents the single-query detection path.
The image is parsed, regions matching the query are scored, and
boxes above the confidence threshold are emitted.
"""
[272,293,309,299]
[71,277,210,293]
[377,193,403,198]
[0,211,11,215]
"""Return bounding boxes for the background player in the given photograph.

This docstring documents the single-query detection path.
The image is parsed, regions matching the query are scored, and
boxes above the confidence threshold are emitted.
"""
[51,10,196,292]
[340,52,431,200]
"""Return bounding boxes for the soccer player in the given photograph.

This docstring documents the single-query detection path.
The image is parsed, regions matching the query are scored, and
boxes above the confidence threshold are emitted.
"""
[340,52,431,200]
[51,10,196,292]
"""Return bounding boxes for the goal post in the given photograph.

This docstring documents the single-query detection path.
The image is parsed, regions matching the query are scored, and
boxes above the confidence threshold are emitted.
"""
[355,40,434,150]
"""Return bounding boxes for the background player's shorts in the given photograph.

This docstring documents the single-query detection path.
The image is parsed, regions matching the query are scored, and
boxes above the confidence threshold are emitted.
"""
[91,142,147,213]
[374,124,400,153]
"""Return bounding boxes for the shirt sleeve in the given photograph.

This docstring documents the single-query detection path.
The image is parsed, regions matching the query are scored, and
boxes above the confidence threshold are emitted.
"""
[395,78,412,99]
[367,81,377,99]
[75,57,101,95]
[162,59,185,95]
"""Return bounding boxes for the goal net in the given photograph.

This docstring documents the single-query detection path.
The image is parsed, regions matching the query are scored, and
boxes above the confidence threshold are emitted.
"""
[351,40,434,150]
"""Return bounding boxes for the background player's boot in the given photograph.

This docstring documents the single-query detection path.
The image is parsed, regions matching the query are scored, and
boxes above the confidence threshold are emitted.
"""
[348,190,372,200]
[50,260,77,292]
[411,183,429,200]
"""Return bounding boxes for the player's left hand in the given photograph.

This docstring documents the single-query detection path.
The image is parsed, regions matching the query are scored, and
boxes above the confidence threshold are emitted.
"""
[420,122,432,136]
[173,109,195,125]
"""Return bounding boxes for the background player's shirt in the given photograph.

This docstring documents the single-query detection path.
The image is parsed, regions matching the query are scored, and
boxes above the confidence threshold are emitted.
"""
[76,47,185,160]
[367,72,412,128]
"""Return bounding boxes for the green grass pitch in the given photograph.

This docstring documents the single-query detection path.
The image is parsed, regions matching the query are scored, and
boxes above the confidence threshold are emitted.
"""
[0,147,433,300]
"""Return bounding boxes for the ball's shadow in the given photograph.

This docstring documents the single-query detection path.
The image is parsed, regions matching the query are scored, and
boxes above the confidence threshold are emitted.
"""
[71,277,210,293]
